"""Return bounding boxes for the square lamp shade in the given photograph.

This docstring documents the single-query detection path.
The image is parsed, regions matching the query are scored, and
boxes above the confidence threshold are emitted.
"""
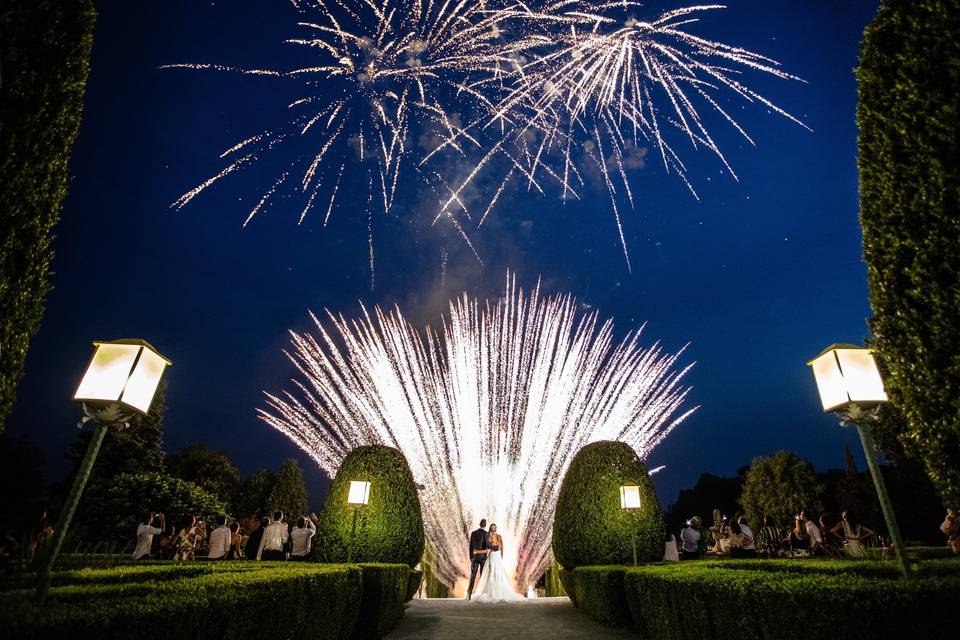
[620,485,642,511]
[347,480,371,506]
[73,339,171,415]
[807,344,888,412]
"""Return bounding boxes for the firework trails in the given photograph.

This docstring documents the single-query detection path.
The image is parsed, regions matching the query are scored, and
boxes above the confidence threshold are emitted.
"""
[166,1,804,271]
[260,276,695,591]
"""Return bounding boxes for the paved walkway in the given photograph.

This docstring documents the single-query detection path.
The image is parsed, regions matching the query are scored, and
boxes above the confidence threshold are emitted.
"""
[386,597,635,639]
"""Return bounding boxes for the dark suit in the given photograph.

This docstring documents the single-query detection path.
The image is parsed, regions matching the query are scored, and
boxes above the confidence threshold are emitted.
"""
[467,527,488,596]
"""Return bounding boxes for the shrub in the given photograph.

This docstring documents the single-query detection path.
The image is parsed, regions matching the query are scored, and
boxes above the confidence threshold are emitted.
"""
[568,566,630,627]
[73,472,228,546]
[0,563,363,640]
[553,441,665,569]
[0,0,95,430]
[739,450,823,527]
[315,445,425,567]
[622,560,960,639]
[858,0,960,508]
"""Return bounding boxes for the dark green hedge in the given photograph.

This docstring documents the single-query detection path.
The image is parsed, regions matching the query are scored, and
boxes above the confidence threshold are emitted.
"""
[316,445,425,567]
[0,563,363,640]
[0,0,95,431]
[623,560,960,639]
[858,0,960,508]
[553,441,665,569]
[567,566,630,627]
[406,568,423,601]
[353,564,414,639]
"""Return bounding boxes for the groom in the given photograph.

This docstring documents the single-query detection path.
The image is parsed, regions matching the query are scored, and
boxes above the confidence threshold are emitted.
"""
[466,518,489,600]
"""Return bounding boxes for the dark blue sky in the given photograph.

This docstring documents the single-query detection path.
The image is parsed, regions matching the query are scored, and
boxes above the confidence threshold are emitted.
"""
[8,0,882,507]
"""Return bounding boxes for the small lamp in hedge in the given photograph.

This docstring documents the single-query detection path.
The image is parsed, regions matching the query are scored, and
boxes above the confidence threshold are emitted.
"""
[35,339,171,603]
[620,485,642,565]
[346,480,371,562]
[808,344,909,578]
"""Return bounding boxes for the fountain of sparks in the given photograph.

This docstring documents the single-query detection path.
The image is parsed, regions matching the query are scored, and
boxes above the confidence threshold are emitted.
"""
[260,275,695,591]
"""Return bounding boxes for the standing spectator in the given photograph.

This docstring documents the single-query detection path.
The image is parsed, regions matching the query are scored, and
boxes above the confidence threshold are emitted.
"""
[290,514,317,560]
[132,512,165,560]
[737,517,757,558]
[245,517,269,560]
[257,511,289,561]
[663,533,679,562]
[680,516,702,560]
[832,510,874,558]
[941,508,960,555]
[228,522,243,559]
[207,515,231,560]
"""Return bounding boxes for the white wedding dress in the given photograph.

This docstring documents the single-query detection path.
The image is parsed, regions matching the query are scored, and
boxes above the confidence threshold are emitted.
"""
[471,548,524,602]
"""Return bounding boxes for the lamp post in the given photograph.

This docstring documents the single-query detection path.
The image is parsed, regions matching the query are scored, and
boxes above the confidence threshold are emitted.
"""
[346,480,371,563]
[35,339,171,603]
[807,344,910,578]
[620,485,642,566]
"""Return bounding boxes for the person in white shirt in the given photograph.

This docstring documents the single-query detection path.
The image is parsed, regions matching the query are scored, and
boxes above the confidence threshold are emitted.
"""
[132,512,165,560]
[737,516,758,558]
[207,515,232,560]
[290,514,317,560]
[257,511,289,561]
[803,511,823,550]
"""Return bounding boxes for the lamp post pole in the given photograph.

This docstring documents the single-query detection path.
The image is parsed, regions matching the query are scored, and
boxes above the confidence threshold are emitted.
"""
[348,507,359,563]
[851,418,911,578]
[34,421,109,603]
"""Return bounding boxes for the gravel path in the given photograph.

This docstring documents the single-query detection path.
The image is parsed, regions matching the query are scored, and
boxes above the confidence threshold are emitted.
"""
[386,597,636,639]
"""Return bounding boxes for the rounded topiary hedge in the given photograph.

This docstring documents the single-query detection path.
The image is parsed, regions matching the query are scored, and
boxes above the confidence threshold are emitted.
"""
[553,441,665,569]
[315,445,424,567]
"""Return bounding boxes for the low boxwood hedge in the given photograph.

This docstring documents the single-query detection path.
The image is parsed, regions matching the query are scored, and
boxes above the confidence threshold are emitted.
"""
[0,561,420,639]
[567,566,630,627]
[353,564,415,639]
[621,560,960,639]
[406,568,423,601]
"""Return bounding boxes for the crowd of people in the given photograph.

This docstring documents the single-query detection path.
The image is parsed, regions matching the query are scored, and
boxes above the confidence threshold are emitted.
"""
[672,509,900,560]
[132,510,318,561]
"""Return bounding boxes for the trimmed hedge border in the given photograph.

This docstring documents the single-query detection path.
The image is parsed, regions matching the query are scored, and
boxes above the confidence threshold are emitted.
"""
[566,559,960,639]
[567,566,630,627]
[0,561,419,639]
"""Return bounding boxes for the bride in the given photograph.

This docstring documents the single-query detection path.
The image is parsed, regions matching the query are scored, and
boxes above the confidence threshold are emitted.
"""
[472,524,524,602]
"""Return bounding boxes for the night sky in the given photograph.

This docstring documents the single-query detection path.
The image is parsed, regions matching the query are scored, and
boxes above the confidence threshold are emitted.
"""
[8,0,883,508]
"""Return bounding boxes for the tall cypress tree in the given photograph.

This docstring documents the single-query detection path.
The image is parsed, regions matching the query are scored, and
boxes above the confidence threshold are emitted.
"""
[268,458,308,519]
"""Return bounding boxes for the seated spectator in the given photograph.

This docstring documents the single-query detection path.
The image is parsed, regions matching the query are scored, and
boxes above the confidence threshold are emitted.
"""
[228,522,243,559]
[132,512,165,560]
[175,516,206,561]
[290,514,317,560]
[207,515,231,560]
[257,511,289,561]
[801,511,823,554]
[819,514,843,558]
[680,516,702,560]
[941,508,960,555]
[758,516,782,557]
[787,515,810,552]
[245,517,269,560]
[737,516,757,558]
[728,522,747,557]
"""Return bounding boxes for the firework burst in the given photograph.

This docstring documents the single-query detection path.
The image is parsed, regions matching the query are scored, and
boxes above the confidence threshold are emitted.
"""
[259,274,695,591]
[167,1,805,273]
